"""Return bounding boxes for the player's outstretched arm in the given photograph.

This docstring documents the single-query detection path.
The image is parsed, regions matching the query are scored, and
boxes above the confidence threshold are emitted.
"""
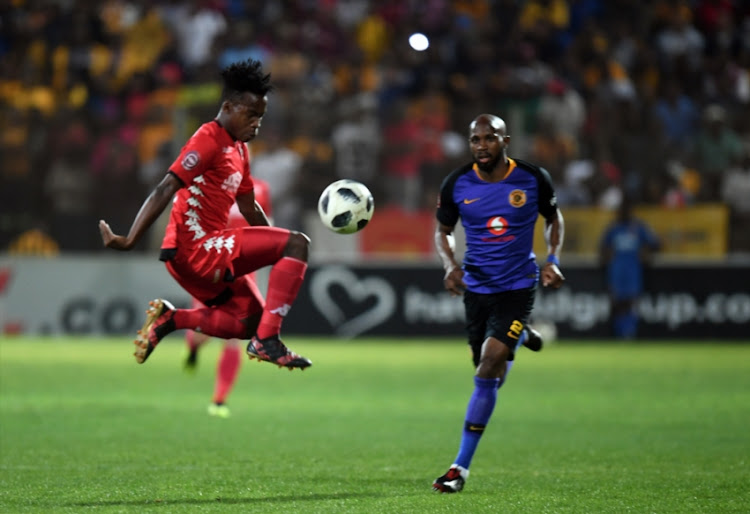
[99,174,182,251]
[236,191,270,227]
[435,222,466,296]
[541,209,565,288]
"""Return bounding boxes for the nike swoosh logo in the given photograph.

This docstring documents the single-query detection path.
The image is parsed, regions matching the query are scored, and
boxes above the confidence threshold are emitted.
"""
[467,424,484,432]
[463,198,480,204]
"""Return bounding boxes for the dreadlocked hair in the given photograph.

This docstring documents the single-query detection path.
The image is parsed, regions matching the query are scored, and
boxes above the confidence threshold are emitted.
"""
[220,59,273,101]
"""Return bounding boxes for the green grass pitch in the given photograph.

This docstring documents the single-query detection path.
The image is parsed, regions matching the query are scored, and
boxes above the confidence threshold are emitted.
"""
[1,337,748,513]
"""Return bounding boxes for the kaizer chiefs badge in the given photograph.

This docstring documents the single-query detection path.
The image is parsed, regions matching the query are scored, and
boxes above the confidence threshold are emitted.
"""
[509,189,526,207]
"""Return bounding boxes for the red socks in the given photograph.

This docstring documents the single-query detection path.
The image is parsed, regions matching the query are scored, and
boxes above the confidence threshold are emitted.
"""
[256,257,307,339]
[213,343,241,405]
[173,308,247,340]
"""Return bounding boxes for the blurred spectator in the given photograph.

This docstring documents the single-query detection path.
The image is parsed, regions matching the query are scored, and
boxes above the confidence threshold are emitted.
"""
[331,93,381,185]
[653,79,699,159]
[355,9,390,63]
[217,21,270,71]
[167,0,227,74]
[558,159,595,206]
[289,118,336,215]
[528,121,576,181]
[0,106,39,248]
[42,119,98,251]
[590,158,624,210]
[654,0,705,79]
[537,77,586,140]
[606,91,664,197]
[518,0,571,61]
[415,89,452,207]
[250,130,304,232]
[111,4,173,88]
[692,104,743,201]
[8,227,59,257]
[382,99,422,211]
[721,142,750,252]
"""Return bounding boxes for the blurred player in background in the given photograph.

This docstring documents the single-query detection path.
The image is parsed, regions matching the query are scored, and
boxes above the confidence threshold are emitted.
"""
[184,177,272,418]
[599,198,660,339]
[99,59,312,371]
[432,114,565,493]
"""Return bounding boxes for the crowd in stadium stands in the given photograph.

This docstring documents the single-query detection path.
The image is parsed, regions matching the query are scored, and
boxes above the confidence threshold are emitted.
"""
[1,0,750,253]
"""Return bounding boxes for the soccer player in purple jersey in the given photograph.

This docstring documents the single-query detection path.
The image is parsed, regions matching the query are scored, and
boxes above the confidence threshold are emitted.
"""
[432,114,565,493]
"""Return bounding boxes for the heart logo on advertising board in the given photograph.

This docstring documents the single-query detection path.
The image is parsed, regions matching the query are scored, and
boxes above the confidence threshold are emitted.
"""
[309,266,397,338]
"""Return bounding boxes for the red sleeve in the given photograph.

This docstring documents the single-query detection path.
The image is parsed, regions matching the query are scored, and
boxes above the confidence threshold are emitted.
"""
[236,146,254,197]
[169,127,217,184]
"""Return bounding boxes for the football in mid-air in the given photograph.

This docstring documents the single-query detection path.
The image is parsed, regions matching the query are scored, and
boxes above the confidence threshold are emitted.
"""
[318,179,374,234]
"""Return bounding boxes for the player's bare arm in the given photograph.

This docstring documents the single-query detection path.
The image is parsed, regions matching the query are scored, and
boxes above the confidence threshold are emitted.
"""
[236,191,270,226]
[542,209,565,288]
[99,173,182,251]
[435,222,466,296]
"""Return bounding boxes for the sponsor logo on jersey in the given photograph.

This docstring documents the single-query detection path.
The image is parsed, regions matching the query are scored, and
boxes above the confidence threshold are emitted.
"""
[463,198,481,204]
[221,171,243,194]
[181,151,200,170]
[509,189,526,207]
[223,146,233,153]
[486,216,509,236]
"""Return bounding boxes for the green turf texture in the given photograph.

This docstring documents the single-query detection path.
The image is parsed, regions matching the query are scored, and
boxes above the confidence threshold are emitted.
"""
[1,337,748,513]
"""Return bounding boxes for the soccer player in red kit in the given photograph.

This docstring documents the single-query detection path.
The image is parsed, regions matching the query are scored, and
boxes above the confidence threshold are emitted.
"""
[98,59,311,370]
[184,177,273,418]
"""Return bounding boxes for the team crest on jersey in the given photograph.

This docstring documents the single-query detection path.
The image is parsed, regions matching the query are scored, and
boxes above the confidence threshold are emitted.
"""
[221,171,243,193]
[181,151,200,170]
[509,189,526,208]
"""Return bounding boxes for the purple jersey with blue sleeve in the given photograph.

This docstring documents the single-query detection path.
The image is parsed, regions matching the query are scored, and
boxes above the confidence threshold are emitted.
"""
[436,158,559,294]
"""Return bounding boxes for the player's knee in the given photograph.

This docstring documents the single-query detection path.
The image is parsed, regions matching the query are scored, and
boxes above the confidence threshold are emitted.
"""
[284,231,310,261]
[476,338,510,378]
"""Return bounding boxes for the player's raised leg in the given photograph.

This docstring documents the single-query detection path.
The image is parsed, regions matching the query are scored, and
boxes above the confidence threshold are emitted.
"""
[133,300,249,364]
[240,230,312,369]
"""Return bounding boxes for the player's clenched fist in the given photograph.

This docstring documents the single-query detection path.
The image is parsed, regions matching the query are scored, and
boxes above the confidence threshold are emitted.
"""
[541,262,564,288]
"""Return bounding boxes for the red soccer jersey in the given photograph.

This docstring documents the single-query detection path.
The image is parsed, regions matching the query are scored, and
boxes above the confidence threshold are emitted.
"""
[162,120,255,253]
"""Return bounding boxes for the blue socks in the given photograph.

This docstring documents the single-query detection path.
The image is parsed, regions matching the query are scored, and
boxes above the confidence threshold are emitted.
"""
[454,376,500,469]
[614,311,638,338]
[454,330,527,470]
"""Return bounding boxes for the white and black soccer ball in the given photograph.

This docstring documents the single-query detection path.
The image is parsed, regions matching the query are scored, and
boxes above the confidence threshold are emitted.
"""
[317,179,374,234]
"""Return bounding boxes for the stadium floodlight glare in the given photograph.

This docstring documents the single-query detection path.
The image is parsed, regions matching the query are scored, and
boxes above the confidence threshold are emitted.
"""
[408,32,429,51]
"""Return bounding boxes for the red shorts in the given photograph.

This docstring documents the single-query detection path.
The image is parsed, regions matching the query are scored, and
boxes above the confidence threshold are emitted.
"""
[164,226,289,319]
[186,275,264,320]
